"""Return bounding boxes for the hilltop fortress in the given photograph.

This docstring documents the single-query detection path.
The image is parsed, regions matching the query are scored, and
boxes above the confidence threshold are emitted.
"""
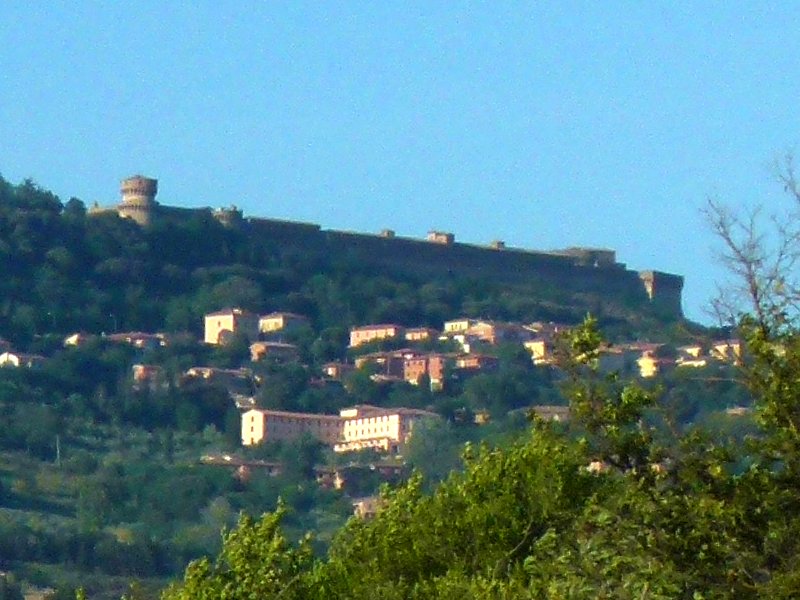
[90,175,684,318]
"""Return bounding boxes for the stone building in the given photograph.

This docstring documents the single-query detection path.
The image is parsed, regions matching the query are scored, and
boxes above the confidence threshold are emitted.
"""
[259,312,310,335]
[241,409,342,446]
[349,324,406,348]
[204,308,260,345]
[117,175,159,226]
[241,405,439,454]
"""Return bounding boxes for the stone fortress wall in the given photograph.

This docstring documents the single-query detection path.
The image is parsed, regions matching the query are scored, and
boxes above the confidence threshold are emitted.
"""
[320,229,683,317]
[91,175,685,318]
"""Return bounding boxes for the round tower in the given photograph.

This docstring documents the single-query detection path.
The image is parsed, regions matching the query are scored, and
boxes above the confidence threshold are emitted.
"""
[118,175,158,226]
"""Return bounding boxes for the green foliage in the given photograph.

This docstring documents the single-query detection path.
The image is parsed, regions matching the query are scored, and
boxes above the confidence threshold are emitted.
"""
[308,423,599,599]
[152,308,800,599]
[0,575,23,600]
[162,506,313,600]
[2,174,788,597]
[564,317,658,471]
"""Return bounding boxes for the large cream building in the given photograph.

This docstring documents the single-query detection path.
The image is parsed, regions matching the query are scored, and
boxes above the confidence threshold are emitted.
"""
[241,405,438,454]
[335,405,437,453]
[242,409,342,446]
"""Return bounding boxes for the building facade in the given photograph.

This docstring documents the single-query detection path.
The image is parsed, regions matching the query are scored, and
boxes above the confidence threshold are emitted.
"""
[250,341,299,362]
[403,354,449,389]
[204,308,260,345]
[241,409,343,446]
[404,327,438,342]
[349,324,406,347]
[336,405,439,453]
[259,312,310,334]
[241,405,438,453]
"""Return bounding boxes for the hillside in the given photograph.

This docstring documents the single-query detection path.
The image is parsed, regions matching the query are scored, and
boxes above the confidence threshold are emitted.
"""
[0,174,687,349]
[0,174,730,598]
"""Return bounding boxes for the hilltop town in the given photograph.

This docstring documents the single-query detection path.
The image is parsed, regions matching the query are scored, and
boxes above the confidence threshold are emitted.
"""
[0,173,744,598]
[2,307,744,452]
[5,6,798,596]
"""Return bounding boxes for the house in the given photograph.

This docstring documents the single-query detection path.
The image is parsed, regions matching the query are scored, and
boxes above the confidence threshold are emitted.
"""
[524,338,558,365]
[352,496,383,519]
[204,308,260,345]
[322,361,355,380]
[461,321,498,344]
[443,320,533,352]
[474,409,491,424]
[132,364,164,389]
[711,339,744,365]
[442,318,480,334]
[636,353,676,378]
[258,312,310,334]
[404,327,438,343]
[184,367,255,395]
[597,344,647,374]
[404,354,432,386]
[314,468,345,490]
[448,332,488,354]
[63,332,94,347]
[233,394,256,410]
[678,343,705,359]
[349,324,406,347]
[249,341,299,363]
[636,352,660,378]
[354,351,414,378]
[676,355,708,369]
[455,353,499,373]
[316,463,404,492]
[403,353,450,390]
[676,343,709,368]
[0,352,46,368]
[464,321,534,345]
[611,343,675,378]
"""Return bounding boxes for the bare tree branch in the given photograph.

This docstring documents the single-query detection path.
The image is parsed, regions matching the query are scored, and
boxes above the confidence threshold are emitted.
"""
[705,154,800,337]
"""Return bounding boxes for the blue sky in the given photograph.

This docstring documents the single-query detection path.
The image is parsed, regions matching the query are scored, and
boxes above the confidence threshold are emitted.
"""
[2,3,799,323]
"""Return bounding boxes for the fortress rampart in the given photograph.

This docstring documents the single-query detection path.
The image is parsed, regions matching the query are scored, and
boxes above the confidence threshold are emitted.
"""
[321,229,683,316]
[90,175,685,319]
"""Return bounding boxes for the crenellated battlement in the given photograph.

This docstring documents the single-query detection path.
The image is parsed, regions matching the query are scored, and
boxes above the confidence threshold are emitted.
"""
[120,175,158,198]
